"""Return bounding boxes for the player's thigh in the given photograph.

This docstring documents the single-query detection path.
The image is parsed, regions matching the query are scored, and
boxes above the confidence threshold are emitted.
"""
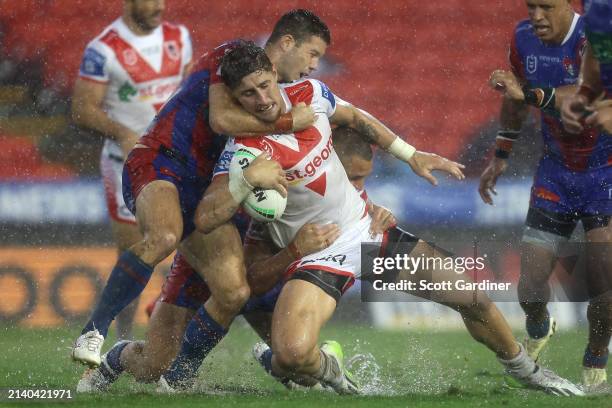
[147,301,195,366]
[179,222,247,291]
[135,179,183,238]
[272,279,336,354]
[110,219,142,251]
[396,240,490,306]
[244,311,273,344]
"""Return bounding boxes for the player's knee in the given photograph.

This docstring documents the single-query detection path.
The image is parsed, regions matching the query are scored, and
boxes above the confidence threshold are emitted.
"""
[274,340,315,371]
[217,283,251,314]
[454,295,493,319]
[144,231,180,260]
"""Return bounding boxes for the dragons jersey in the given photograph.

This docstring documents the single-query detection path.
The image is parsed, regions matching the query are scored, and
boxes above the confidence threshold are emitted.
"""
[510,13,611,170]
[232,79,367,249]
[79,17,192,145]
[583,0,612,97]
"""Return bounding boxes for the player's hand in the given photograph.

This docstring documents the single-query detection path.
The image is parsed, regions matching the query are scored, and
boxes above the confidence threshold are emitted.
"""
[560,93,589,134]
[290,102,316,132]
[118,129,140,158]
[407,151,465,186]
[291,223,341,256]
[368,204,396,237]
[243,153,288,197]
[478,157,508,205]
[489,70,524,101]
[584,99,612,134]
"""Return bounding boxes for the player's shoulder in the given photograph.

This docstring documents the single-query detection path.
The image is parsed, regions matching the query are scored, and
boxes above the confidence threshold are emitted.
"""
[283,78,334,107]
[161,20,190,38]
[84,19,119,54]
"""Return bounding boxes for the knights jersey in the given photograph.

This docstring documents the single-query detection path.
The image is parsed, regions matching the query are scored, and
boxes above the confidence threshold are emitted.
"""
[79,18,192,145]
[232,79,367,249]
[510,13,611,170]
[583,1,612,96]
[136,41,241,180]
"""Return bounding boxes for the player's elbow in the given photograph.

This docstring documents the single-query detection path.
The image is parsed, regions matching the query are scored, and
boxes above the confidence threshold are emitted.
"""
[209,111,229,135]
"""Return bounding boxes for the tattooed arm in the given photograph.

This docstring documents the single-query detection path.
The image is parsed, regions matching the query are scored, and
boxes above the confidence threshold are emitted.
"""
[330,101,465,184]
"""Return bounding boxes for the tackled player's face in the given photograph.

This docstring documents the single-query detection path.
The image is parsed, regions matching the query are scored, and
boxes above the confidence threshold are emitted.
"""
[525,0,573,43]
[342,155,373,192]
[232,70,283,123]
[128,0,164,32]
[277,35,328,82]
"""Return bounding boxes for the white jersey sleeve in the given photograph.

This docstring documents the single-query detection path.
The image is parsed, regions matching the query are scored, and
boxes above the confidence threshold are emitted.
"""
[179,25,193,67]
[78,40,114,83]
[212,137,237,179]
[311,79,337,117]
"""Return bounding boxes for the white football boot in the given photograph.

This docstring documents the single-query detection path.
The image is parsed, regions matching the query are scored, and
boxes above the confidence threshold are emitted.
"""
[72,329,104,367]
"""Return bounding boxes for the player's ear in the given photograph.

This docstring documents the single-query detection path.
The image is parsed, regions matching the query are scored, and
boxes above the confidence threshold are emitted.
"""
[279,34,296,52]
[272,65,278,80]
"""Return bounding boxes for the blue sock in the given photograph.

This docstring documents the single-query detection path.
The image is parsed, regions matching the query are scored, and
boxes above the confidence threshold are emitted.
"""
[100,341,130,382]
[526,312,550,339]
[258,348,273,374]
[583,347,609,369]
[82,251,153,337]
[164,306,227,386]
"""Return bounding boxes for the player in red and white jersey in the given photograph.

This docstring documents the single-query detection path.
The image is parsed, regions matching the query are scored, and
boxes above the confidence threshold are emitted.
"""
[200,43,583,396]
[71,0,192,339]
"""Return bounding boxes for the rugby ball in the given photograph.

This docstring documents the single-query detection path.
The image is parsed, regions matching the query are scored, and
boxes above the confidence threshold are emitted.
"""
[229,146,287,222]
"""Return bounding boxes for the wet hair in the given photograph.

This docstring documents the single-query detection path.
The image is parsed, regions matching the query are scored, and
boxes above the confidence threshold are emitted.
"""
[221,41,274,90]
[332,126,373,161]
[266,9,331,47]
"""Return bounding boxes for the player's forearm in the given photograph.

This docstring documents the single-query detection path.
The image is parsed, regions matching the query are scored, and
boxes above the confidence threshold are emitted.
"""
[553,85,578,110]
[210,104,278,136]
[209,83,278,136]
[499,98,528,131]
[247,249,295,296]
[333,103,396,149]
[71,102,136,143]
[194,184,241,234]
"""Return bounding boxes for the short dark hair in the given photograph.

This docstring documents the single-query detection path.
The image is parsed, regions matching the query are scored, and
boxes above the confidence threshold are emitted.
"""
[266,9,331,47]
[332,126,373,161]
[221,41,274,90]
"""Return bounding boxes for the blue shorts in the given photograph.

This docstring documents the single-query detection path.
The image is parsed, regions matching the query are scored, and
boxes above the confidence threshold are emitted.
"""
[122,146,210,239]
[526,156,612,235]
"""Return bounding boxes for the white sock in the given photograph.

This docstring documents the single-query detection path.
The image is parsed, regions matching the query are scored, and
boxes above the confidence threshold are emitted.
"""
[498,343,536,378]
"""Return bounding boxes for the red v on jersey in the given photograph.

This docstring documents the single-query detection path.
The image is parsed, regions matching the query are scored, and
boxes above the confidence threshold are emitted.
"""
[101,23,182,84]
[305,173,327,196]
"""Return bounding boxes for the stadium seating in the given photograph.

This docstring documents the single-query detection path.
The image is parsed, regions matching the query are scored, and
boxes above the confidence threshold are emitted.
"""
[0,0,531,161]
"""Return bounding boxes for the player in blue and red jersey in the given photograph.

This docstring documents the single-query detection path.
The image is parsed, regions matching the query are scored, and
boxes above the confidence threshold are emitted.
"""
[70,37,305,367]
[481,0,611,393]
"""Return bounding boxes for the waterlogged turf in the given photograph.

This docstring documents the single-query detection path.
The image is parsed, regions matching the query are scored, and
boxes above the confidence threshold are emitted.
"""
[1,323,608,407]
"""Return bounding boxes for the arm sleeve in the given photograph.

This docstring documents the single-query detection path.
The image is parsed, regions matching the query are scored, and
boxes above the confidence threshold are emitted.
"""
[312,79,337,117]
[508,31,525,81]
[212,137,238,179]
[78,41,111,83]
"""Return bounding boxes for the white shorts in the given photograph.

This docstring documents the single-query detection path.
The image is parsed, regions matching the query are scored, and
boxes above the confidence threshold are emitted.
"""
[100,140,136,224]
[284,216,382,283]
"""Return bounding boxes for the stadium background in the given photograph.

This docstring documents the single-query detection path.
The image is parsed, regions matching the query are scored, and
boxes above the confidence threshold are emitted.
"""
[0,0,585,328]
[0,2,602,405]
